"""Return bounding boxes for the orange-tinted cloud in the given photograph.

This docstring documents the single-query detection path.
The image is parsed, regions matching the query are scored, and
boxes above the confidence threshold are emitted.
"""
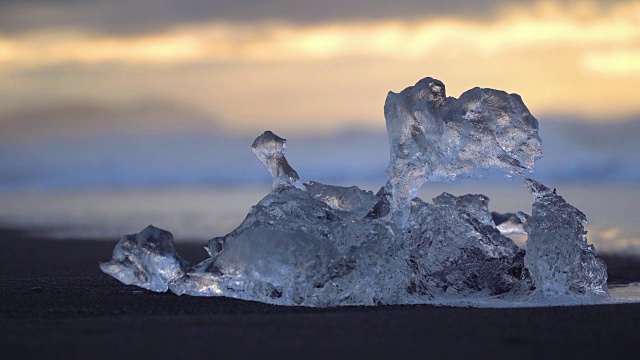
[0,0,639,132]
[1,1,639,66]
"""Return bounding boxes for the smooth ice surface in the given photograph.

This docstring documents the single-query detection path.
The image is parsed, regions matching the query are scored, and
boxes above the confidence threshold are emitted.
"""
[101,77,616,307]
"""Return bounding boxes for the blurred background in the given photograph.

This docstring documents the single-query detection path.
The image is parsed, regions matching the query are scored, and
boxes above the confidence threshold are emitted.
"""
[0,0,638,253]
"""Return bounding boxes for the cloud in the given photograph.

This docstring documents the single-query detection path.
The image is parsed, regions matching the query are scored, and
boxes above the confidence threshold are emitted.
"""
[0,0,541,35]
[0,100,219,142]
[1,1,639,67]
[1,0,640,131]
[0,31,204,66]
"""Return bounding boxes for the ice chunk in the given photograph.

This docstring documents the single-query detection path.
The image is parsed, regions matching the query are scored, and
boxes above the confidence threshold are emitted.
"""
[304,181,379,218]
[100,76,615,308]
[206,227,339,305]
[251,131,300,189]
[176,186,403,306]
[433,192,494,226]
[521,178,608,297]
[406,194,528,297]
[206,185,379,255]
[384,77,542,231]
[101,187,532,306]
[205,186,347,256]
[99,225,189,292]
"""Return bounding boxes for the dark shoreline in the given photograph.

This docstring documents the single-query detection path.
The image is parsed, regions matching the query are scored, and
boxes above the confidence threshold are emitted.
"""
[2,228,640,359]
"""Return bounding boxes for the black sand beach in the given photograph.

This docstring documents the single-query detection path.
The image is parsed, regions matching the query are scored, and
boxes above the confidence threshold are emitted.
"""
[1,228,639,359]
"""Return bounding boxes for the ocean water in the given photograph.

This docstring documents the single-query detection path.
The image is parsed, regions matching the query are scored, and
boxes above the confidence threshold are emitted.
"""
[0,182,638,257]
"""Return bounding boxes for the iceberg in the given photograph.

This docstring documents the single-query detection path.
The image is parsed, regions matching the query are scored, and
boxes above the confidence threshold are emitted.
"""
[101,76,610,307]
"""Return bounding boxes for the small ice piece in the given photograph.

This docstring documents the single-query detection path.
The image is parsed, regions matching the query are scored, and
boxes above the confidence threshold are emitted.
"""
[304,181,379,218]
[521,178,608,297]
[492,212,526,235]
[406,194,528,296]
[364,183,392,219]
[433,192,494,226]
[251,131,300,189]
[384,77,542,232]
[99,225,189,292]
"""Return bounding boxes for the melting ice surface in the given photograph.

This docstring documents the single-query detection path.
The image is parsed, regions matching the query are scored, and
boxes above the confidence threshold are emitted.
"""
[101,77,616,307]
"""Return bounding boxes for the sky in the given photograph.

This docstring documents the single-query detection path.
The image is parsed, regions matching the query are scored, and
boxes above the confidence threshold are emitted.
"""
[1,0,640,135]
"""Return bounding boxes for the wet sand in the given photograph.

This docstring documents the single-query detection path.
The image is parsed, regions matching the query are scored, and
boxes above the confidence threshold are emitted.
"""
[1,228,639,359]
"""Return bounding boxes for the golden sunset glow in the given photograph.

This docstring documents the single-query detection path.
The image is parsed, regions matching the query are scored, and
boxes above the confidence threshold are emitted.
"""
[2,1,639,66]
[0,0,639,132]
[583,50,640,75]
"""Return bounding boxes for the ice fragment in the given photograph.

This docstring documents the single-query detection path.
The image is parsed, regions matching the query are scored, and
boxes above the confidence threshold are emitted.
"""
[304,181,378,218]
[252,131,300,189]
[384,77,542,232]
[522,178,608,297]
[99,225,188,292]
